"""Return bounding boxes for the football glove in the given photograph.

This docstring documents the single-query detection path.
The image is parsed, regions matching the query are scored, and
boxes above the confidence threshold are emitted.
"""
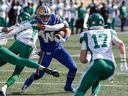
[54,34,65,43]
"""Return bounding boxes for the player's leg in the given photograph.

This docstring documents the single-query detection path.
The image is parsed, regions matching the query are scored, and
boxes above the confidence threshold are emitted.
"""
[21,51,53,93]
[99,59,115,80]
[75,59,115,96]
[55,47,77,92]
[0,46,59,76]
[92,59,114,96]
[0,42,33,95]
[75,61,100,96]
[91,80,101,96]
[0,46,38,68]
[0,65,25,96]
[0,58,7,67]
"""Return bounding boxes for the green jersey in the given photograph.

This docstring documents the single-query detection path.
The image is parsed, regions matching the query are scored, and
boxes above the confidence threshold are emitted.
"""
[120,5,127,17]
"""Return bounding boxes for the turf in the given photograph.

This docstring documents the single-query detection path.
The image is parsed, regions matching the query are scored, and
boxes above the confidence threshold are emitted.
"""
[0,28,128,96]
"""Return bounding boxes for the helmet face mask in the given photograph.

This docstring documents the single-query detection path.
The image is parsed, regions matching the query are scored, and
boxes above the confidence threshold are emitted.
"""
[37,5,51,24]
[87,13,104,29]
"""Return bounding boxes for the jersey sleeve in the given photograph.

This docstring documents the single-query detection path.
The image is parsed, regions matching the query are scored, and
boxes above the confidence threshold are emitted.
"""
[110,29,117,38]
[80,32,88,50]
[79,32,87,44]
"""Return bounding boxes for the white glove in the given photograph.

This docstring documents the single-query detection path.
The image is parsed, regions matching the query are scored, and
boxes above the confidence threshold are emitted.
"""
[0,38,8,45]
[54,34,65,43]
[87,54,91,62]
[0,33,6,39]
[120,61,128,73]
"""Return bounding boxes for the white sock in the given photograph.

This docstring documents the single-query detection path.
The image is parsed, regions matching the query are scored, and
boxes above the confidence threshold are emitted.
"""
[1,84,7,93]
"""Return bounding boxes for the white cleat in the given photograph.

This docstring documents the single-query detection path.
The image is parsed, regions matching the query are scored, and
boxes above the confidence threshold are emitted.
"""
[0,89,6,96]
[21,85,28,94]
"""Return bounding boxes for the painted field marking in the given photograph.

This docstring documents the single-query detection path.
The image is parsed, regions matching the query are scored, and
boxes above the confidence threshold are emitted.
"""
[0,81,127,87]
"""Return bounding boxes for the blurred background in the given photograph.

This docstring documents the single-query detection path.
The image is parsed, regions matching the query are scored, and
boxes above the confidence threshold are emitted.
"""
[0,0,128,33]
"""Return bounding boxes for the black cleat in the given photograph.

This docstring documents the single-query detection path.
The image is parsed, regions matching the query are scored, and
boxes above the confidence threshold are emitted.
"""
[43,68,60,77]
[0,90,6,96]
[64,87,76,93]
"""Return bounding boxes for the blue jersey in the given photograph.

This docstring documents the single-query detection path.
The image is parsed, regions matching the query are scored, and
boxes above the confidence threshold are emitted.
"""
[37,14,64,51]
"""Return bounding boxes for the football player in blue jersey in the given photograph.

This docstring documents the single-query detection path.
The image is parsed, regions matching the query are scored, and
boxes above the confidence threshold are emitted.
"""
[21,5,77,93]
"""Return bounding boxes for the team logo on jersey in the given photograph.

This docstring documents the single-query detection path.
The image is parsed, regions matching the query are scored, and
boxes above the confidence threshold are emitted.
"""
[39,31,55,43]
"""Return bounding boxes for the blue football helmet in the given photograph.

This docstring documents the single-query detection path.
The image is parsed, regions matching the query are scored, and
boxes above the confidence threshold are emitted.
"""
[36,5,52,24]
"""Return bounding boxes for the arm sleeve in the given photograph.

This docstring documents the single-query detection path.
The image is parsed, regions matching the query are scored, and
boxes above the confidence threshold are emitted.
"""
[81,41,87,50]
[44,23,65,31]
[79,32,87,43]
[110,29,117,38]
[0,30,16,39]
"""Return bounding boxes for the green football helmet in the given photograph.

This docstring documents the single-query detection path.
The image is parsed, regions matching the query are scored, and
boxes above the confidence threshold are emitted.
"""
[18,12,32,23]
[87,13,104,29]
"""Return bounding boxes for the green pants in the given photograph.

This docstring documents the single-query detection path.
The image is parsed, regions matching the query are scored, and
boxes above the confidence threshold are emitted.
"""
[75,59,115,96]
[69,18,75,34]
[0,17,7,27]
[0,41,39,87]
[7,40,33,87]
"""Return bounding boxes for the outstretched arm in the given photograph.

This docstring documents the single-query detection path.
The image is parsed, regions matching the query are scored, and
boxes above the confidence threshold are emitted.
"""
[112,36,128,72]
[80,41,88,63]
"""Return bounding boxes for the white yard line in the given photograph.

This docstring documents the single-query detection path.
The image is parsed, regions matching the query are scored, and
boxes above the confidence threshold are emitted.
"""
[0,81,127,87]
[0,69,127,75]
[30,54,80,59]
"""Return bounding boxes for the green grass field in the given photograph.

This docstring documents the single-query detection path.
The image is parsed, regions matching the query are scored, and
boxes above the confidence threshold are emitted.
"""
[1,29,128,96]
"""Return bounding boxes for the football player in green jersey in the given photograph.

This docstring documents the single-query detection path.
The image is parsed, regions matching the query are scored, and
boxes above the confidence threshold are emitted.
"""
[75,13,128,96]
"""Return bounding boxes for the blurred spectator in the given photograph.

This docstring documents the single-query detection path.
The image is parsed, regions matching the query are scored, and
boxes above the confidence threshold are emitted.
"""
[87,0,100,15]
[22,0,35,16]
[69,1,77,34]
[106,13,113,29]
[49,0,56,14]
[55,0,64,18]
[83,10,89,29]
[63,1,70,23]
[106,0,112,8]
[8,0,21,26]
[107,1,118,29]
[119,0,128,32]
[0,0,10,27]
[75,2,87,34]
[36,0,43,10]
[100,3,109,25]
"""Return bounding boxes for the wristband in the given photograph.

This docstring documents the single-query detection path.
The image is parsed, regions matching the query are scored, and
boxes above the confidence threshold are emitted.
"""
[120,54,126,61]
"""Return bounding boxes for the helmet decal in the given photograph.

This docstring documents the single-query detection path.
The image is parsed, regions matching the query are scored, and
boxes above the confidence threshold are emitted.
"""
[38,6,45,15]
[37,5,51,16]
